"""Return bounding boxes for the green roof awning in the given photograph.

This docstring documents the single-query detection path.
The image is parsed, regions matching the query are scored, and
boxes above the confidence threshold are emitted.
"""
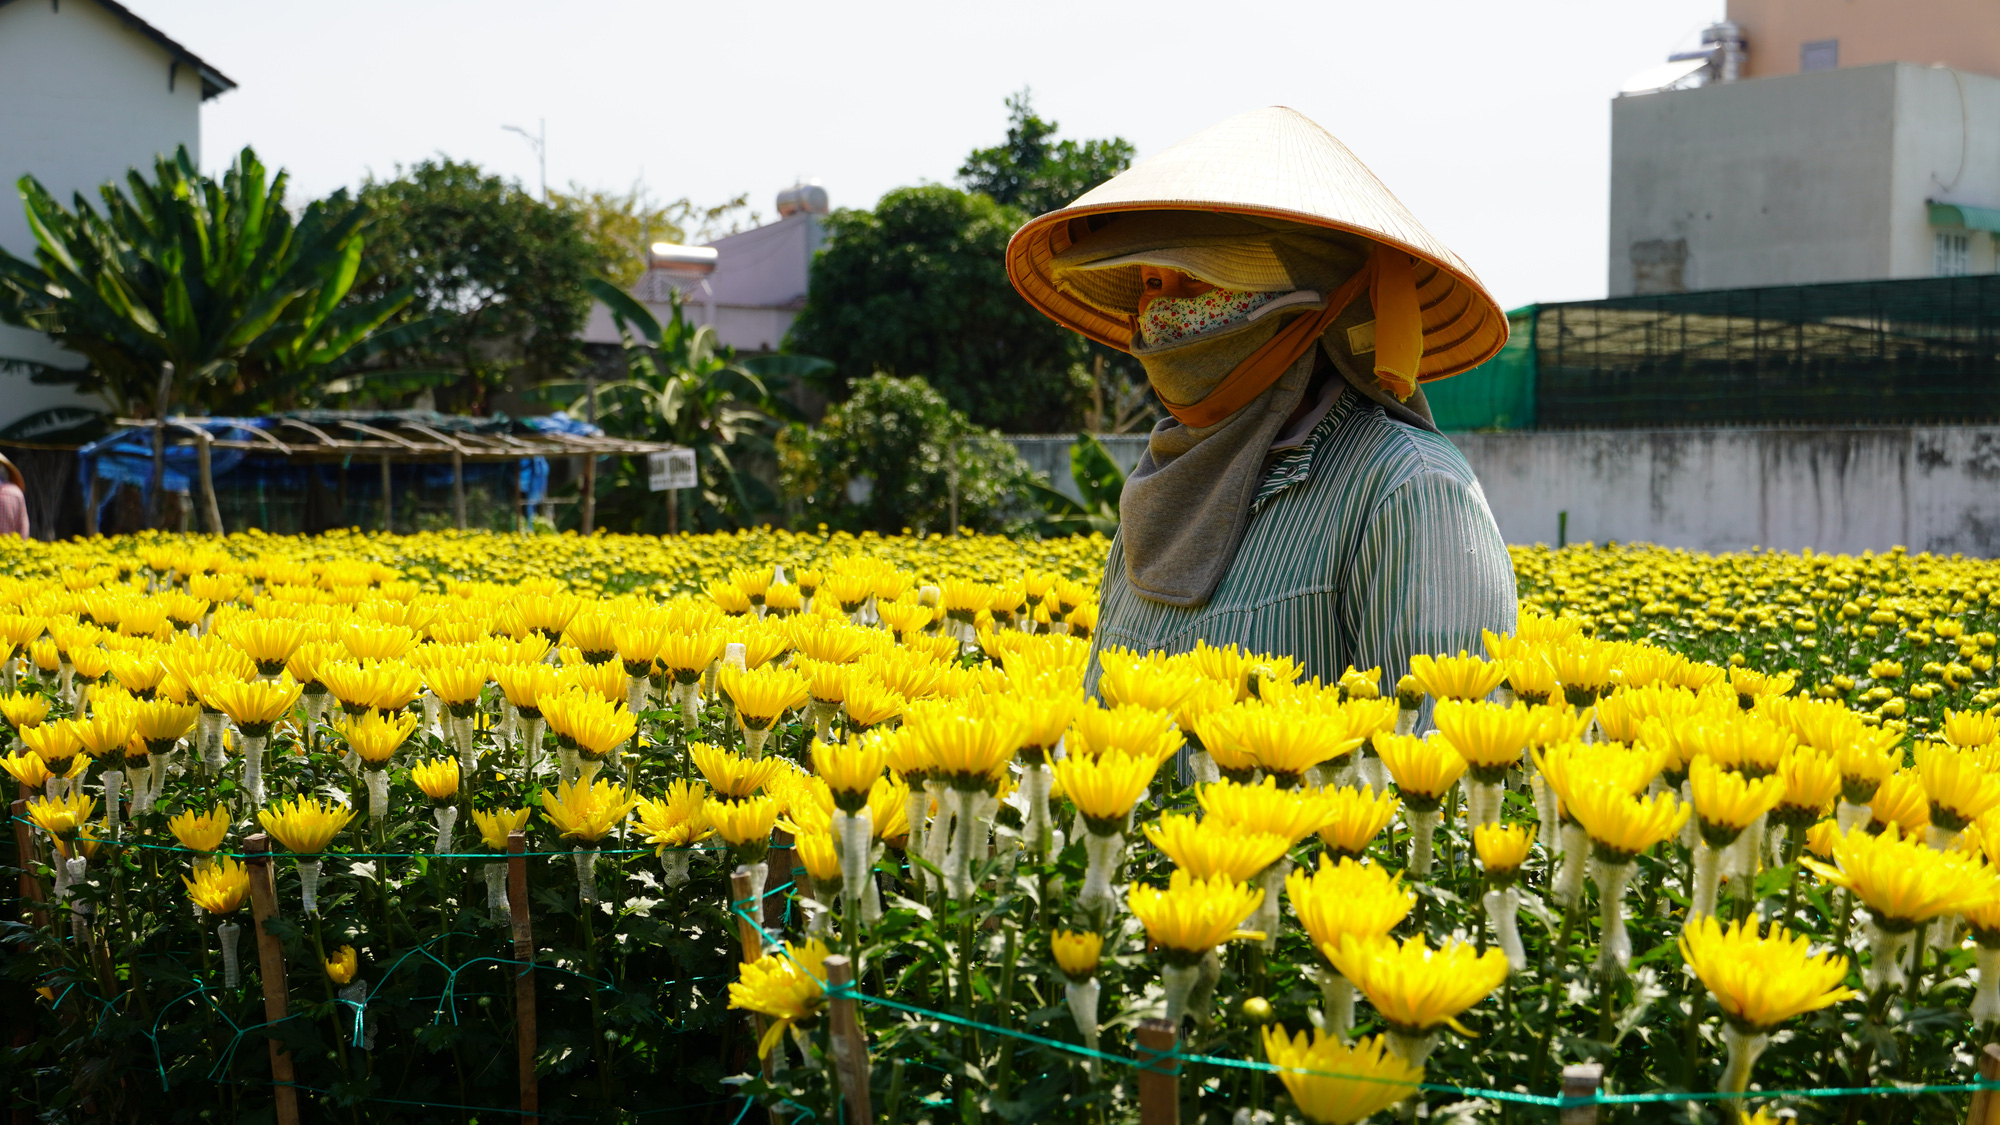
[1929,202,2000,232]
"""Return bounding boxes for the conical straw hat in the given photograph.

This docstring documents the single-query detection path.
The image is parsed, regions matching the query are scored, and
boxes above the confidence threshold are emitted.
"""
[1007,106,1506,383]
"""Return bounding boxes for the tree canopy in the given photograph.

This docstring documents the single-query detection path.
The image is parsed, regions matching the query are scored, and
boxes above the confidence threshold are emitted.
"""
[957,88,1135,218]
[784,185,1088,433]
[352,160,598,414]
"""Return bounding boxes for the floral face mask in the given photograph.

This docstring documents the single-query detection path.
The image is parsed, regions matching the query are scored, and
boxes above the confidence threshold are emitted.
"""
[1136,287,1280,349]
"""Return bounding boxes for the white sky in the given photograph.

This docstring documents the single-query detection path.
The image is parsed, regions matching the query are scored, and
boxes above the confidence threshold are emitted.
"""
[130,0,1721,310]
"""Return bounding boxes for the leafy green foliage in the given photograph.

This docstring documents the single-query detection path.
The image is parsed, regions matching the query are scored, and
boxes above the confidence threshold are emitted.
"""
[573,278,814,531]
[550,183,756,290]
[777,374,1040,535]
[353,160,599,414]
[958,88,1136,219]
[0,146,411,416]
[784,186,1090,434]
[1034,434,1127,536]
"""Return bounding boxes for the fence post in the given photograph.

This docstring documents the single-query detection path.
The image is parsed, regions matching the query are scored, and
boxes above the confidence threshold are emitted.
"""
[824,954,872,1124]
[242,834,302,1125]
[1560,1062,1603,1125]
[195,427,223,535]
[451,450,467,531]
[1135,1018,1179,1125]
[11,796,48,929]
[508,830,538,1122]
[379,456,393,533]
[766,828,795,929]
[1968,1042,2000,1125]
[731,865,783,1119]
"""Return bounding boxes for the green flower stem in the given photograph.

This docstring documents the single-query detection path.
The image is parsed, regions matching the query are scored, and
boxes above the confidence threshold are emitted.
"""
[994,925,1018,1098]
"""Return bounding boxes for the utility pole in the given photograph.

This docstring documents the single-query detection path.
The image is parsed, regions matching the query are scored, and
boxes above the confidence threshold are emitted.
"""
[502,118,547,201]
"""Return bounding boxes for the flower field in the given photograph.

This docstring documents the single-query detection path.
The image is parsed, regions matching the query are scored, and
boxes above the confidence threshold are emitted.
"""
[5,528,2000,1124]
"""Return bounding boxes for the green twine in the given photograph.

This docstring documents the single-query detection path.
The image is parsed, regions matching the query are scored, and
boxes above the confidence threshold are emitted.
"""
[724,897,2000,1109]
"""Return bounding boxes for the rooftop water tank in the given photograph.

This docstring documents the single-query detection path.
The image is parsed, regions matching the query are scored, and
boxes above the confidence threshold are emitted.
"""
[776,180,829,217]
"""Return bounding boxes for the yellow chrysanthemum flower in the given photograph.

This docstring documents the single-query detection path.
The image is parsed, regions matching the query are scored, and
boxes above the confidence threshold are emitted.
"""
[1324,933,1508,1037]
[257,795,356,854]
[809,737,888,809]
[1198,776,1335,847]
[471,806,533,850]
[201,675,304,732]
[1833,726,1902,804]
[692,741,785,800]
[728,938,832,1058]
[410,757,460,801]
[1802,825,2000,929]
[168,806,231,853]
[1565,780,1690,861]
[25,791,97,842]
[1944,708,2000,750]
[635,780,714,852]
[340,709,421,769]
[134,698,200,751]
[1473,822,1534,881]
[717,663,810,730]
[1772,748,1843,828]
[1679,915,1857,1033]
[708,793,780,849]
[224,618,310,675]
[1868,769,1930,836]
[1407,651,1508,703]
[1287,855,1413,958]
[319,659,423,714]
[1196,701,1361,784]
[1126,869,1265,961]
[1689,757,1787,843]
[0,691,50,731]
[183,857,250,915]
[1315,785,1400,858]
[1050,930,1103,981]
[1373,734,1467,810]
[1916,742,2000,832]
[325,945,359,986]
[1053,749,1157,829]
[1431,698,1537,778]
[1069,700,1182,763]
[903,705,1025,786]
[0,749,52,789]
[540,690,638,759]
[1142,813,1291,882]
[1261,1026,1422,1125]
[540,778,640,842]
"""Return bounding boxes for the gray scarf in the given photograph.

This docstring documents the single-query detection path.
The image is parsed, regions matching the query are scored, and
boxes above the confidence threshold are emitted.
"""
[1118,310,1317,607]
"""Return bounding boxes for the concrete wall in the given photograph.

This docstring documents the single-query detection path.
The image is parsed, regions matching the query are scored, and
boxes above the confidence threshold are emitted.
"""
[1608,63,2000,295]
[1007,434,1147,504]
[1727,0,2000,81]
[0,0,205,429]
[1449,426,2000,556]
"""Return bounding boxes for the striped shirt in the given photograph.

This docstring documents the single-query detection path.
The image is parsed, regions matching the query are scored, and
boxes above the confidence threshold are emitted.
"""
[1087,385,1517,699]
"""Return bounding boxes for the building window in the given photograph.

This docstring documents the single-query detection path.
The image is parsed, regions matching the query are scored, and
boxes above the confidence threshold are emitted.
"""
[1936,232,1971,276]
[1800,39,1839,72]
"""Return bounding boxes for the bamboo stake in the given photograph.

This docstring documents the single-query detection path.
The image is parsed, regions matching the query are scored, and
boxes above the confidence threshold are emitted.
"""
[731,865,782,1121]
[509,830,538,1122]
[242,834,302,1125]
[195,427,223,534]
[11,796,48,928]
[452,450,467,531]
[824,954,872,1124]
[1135,1018,1178,1125]
[1560,1062,1603,1125]
[1967,1042,2000,1125]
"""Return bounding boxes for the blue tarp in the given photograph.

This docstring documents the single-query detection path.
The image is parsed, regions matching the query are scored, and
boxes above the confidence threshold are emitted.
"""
[75,413,588,527]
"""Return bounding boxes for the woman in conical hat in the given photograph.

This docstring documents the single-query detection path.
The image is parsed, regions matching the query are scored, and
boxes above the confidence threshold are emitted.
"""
[1007,106,1515,695]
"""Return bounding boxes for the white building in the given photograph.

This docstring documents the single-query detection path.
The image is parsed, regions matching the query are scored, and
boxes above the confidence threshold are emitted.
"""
[583,182,829,355]
[0,0,233,431]
[1608,1,2000,295]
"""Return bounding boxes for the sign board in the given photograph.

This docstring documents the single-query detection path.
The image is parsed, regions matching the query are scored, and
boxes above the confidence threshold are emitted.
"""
[647,449,697,491]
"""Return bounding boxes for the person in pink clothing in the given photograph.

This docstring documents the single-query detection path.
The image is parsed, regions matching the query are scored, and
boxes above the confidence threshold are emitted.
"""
[0,455,29,539]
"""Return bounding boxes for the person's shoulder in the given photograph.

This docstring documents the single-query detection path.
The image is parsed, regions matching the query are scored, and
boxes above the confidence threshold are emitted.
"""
[1326,396,1480,492]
